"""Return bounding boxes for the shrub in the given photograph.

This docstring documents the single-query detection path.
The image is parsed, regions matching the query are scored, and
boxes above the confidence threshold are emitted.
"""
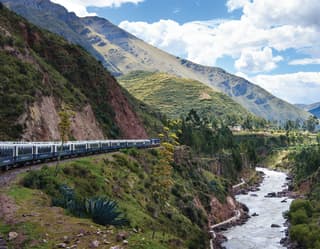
[22,168,60,197]
[86,197,128,226]
[290,199,313,217]
[290,224,310,247]
[290,209,308,225]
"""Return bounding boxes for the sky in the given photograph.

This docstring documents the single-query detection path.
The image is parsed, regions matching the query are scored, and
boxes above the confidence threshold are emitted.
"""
[50,0,320,105]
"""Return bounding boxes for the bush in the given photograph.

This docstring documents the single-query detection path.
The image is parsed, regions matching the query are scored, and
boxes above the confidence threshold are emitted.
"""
[290,209,308,225]
[22,168,60,197]
[86,197,128,226]
[290,199,313,217]
[290,224,320,248]
[290,224,310,247]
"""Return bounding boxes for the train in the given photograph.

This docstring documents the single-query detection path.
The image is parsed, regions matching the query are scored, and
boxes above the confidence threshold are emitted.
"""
[0,138,160,169]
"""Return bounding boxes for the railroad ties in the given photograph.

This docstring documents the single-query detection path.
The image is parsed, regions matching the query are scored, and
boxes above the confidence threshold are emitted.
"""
[0,235,7,249]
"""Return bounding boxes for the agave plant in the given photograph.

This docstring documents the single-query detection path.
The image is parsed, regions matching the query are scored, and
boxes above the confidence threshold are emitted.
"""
[86,197,128,226]
[52,185,86,217]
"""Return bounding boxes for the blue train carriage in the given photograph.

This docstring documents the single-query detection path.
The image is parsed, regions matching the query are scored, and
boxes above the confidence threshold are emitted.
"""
[0,143,15,168]
[0,139,160,170]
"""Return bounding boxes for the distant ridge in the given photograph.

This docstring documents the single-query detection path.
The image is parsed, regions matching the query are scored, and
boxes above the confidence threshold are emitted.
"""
[296,102,320,118]
[1,0,311,121]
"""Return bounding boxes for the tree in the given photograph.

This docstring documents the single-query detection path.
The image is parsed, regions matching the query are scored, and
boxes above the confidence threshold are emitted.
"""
[55,105,74,175]
[305,115,319,132]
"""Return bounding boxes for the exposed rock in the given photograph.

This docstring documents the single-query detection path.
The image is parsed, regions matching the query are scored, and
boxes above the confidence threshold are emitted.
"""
[63,236,70,244]
[20,97,105,141]
[8,231,18,241]
[251,212,259,217]
[271,224,281,228]
[265,192,276,198]
[122,240,128,245]
[116,232,129,242]
[110,246,122,249]
[90,240,100,248]
[56,243,67,248]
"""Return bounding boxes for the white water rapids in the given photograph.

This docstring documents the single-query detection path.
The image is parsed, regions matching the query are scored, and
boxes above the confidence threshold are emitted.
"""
[222,168,292,249]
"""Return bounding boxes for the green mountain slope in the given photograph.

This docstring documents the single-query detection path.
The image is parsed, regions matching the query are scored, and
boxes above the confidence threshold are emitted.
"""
[119,71,250,121]
[0,4,160,140]
[1,0,311,122]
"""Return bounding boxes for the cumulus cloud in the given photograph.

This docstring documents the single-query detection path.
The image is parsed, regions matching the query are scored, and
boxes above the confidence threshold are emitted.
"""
[226,0,250,12]
[235,47,283,73]
[240,0,320,29]
[251,72,320,104]
[289,58,320,65]
[120,18,319,70]
[50,0,144,17]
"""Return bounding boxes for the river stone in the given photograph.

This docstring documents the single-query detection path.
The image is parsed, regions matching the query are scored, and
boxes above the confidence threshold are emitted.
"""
[271,224,281,228]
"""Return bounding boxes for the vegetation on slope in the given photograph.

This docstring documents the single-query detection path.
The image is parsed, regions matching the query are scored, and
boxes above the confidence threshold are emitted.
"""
[0,4,160,140]
[262,131,320,249]
[1,147,240,249]
[119,71,251,122]
[285,143,320,249]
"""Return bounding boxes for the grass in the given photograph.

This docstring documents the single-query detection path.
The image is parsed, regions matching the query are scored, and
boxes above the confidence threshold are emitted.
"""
[119,71,250,121]
[1,149,230,248]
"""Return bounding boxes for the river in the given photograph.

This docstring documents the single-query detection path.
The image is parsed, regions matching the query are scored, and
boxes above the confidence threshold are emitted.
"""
[222,167,292,249]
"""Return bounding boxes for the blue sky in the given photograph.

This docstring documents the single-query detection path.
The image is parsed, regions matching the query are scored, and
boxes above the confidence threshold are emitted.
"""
[51,0,320,104]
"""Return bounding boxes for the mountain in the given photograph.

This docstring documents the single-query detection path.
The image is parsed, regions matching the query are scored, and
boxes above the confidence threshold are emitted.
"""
[295,102,320,118]
[119,71,251,121]
[1,0,311,122]
[0,4,161,141]
[310,106,320,118]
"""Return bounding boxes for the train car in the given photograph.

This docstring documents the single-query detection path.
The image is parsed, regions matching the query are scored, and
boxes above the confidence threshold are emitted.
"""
[0,138,161,170]
[0,144,15,168]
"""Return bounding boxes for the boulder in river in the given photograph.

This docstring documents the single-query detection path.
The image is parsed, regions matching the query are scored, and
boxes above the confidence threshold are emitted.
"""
[265,192,276,198]
[271,224,281,228]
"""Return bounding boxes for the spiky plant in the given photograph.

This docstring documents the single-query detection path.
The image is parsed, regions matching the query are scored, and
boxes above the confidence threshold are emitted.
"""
[86,197,128,226]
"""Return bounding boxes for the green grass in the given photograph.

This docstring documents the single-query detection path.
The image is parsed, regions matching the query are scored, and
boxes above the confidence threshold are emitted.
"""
[7,186,34,203]
[18,149,220,248]
[119,71,250,121]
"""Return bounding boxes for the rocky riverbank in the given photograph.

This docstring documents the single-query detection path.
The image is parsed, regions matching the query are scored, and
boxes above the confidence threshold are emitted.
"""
[219,168,293,249]
[211,170,265,249]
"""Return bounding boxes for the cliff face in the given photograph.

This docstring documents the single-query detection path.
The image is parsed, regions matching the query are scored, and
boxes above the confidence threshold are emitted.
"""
[0,4,148,140]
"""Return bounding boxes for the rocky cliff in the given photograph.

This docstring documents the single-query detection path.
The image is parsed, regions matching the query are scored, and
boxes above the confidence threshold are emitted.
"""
[0,4,149,140]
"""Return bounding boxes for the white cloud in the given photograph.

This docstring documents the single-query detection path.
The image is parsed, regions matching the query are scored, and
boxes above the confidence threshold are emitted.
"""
[119,17,319,70]
[251,72,320,104]
[120,19,220,65]
[235,47,283,73]
[50,0,144,17]
[226,0,250,12]
[118,0,320,72]
[289,58,320,65]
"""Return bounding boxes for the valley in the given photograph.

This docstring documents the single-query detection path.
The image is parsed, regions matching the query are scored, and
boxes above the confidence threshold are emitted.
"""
[0,1,319,249]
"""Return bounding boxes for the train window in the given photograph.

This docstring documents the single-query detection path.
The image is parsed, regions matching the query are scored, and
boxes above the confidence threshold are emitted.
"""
[57,145,70,151]
[18,146,32,155]
[0,147,13,157]
[38,146,52,154]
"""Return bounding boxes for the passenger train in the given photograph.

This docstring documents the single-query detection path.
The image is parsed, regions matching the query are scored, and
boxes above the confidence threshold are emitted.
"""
[0,138,160,169]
